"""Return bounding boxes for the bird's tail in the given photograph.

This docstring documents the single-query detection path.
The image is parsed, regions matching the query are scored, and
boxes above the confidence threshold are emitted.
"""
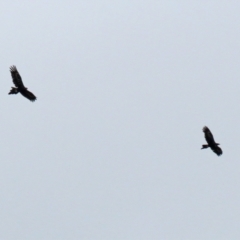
[8,87,19,95]
[201,144,209,149]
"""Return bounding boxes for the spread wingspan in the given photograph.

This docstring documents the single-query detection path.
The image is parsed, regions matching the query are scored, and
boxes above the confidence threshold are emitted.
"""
[202,126,222,156]
[8,66,37,102]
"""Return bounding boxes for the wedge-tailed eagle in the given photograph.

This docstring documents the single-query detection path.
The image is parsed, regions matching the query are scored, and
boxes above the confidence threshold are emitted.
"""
[8,66,36,102]
[201,126,222,156]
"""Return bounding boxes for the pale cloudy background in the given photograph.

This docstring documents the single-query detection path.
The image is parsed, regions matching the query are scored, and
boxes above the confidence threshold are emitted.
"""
[0,1,239,239]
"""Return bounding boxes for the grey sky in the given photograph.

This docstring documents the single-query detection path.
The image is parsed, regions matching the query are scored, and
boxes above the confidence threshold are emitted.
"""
[0,1,240,239]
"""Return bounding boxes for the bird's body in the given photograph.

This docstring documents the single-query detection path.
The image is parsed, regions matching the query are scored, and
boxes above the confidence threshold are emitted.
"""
[201,126,222,156]
[8,66,36,102]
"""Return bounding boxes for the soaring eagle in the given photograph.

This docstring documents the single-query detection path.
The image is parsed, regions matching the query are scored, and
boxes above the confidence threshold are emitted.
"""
[201,126,222,156]
[8,66,37,102]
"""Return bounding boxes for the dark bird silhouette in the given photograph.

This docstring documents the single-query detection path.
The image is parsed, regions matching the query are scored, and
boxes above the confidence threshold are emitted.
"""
[8,66,37,102]
[201,126,222,156]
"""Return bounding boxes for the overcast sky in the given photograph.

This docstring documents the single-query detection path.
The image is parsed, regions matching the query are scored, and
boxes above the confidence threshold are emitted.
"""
[0,1,240,239]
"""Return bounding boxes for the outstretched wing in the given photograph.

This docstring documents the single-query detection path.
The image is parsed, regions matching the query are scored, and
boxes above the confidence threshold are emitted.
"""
[10,65,25,88]
[20,89,37,102]
[203,126,216,145]
[212,145,223,156]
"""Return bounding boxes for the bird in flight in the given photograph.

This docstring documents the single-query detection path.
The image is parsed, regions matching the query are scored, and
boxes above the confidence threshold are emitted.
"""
[201,126,222,156]
[8,66,37,102]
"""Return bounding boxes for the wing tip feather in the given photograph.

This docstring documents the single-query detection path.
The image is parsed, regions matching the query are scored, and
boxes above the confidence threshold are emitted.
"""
[203,126,208,132]
[9,65,17,72]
